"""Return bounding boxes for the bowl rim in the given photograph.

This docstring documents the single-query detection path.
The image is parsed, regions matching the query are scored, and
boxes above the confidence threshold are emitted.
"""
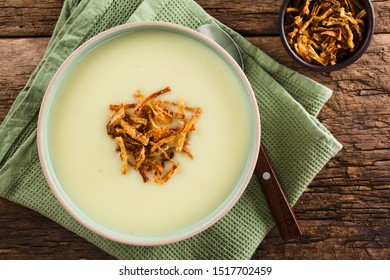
[278,0,375,72]
[37,21,261,246]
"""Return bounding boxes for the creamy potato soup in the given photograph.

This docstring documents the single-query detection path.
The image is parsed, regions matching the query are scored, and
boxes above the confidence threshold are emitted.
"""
[48,28,252,236]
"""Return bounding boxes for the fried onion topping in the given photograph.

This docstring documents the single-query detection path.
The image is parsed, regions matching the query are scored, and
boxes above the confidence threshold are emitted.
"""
[106,86,202,184]
[285,0,367,66]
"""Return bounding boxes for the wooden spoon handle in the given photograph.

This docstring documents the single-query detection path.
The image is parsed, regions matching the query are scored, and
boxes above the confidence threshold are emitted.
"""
[255,144,303,240]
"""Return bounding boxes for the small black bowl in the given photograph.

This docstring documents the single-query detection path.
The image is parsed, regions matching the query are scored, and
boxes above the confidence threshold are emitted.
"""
[278,0,375,72]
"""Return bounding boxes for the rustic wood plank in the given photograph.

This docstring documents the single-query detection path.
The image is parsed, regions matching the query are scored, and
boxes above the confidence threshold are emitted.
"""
[0,198,114,259]
[0,0,389,37]
[0,0,64,37]
[1,32,389,259]
[0,38,49,123]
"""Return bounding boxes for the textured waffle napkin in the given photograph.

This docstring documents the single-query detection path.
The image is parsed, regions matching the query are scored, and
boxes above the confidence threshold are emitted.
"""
[0,0,342,259]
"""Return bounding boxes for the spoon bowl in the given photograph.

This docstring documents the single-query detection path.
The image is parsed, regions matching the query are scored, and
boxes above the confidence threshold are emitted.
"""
[197,24,244,70]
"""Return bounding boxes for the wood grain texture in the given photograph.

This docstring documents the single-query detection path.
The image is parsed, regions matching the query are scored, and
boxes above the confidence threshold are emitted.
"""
[0,0,389,260]
[1,0,389,36]
[0,38,49,122]
[0,0,64,37]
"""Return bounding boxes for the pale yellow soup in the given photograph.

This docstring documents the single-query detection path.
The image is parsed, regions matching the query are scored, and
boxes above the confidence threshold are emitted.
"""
[49,29,251,235]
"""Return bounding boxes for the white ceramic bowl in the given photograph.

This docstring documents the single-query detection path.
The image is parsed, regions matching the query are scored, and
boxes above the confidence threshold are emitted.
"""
[37,21,260,245]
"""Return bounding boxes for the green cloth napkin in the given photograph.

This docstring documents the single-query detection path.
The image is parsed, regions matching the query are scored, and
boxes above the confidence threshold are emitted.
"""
[0,0,342,259]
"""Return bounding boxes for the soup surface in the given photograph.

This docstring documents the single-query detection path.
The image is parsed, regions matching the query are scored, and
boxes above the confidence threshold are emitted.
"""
[49,28,252,236]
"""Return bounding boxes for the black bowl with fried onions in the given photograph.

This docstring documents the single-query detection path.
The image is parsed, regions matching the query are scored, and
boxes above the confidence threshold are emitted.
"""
[278,0,375,72]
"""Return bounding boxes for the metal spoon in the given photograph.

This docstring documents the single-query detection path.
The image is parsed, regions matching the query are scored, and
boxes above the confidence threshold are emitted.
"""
[197,24,302,240]
[197,24,244,71]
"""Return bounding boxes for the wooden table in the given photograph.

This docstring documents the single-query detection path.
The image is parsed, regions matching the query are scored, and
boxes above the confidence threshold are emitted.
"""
[1,0,389,260]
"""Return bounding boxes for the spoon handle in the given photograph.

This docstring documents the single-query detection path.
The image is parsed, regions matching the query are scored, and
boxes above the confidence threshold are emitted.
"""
[255,144,303,240]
